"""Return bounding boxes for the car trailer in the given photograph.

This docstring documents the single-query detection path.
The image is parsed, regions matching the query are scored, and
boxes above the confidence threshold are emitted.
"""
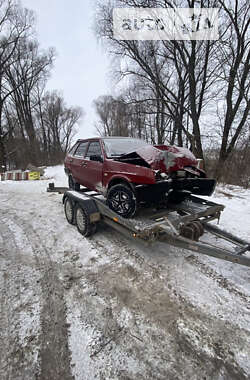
[47,183,250,268]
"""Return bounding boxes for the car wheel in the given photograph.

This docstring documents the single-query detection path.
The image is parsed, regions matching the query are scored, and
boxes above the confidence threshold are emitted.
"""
[64,197,75,224]
[75,204,95,237]
[68,174,80,191]
[107,184,137,218]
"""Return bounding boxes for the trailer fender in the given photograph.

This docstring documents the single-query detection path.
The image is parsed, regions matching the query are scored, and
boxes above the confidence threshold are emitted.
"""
[63,190,101,223]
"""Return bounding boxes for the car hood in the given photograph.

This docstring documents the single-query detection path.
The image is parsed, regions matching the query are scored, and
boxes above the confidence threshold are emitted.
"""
[117,145,198,173]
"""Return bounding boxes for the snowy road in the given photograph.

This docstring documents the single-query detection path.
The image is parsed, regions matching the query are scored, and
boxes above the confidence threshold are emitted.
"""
[0,166,249,379]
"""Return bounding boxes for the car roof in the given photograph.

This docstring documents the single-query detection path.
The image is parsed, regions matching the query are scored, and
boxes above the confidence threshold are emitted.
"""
[76,136,141,142]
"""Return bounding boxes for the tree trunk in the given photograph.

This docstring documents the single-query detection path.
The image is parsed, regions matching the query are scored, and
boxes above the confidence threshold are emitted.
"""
[0,135,7,172]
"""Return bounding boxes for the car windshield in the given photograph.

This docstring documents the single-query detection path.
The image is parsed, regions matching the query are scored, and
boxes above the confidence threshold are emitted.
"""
[103,138,149,157]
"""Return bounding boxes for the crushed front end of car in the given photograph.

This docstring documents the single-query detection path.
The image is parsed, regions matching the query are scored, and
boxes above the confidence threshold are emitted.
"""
[114,144,216,203]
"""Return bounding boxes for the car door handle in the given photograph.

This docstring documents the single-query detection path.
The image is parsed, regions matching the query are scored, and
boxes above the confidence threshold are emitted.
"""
[69,159,73,163]
[81,162,87,167]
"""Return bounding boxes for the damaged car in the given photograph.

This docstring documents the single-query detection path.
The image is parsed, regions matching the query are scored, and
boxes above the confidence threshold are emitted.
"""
[64,137,216,218]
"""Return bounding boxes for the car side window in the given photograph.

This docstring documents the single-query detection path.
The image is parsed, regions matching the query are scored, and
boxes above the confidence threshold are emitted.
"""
[68,144,77,155]
[74,142,88,157]
[85,142,102,158]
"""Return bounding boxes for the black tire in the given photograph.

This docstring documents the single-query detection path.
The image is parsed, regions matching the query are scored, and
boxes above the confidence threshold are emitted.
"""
[68,175,80,191]
[91,223,97,235]
[107,183,137,218]
[64,197,75,225]
[75,204,94,237]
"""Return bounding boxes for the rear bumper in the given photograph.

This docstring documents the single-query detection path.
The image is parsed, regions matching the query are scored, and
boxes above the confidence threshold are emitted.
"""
[135,178,216,202]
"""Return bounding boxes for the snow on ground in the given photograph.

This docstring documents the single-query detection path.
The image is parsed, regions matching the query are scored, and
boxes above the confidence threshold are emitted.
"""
[204,185,250,242]
[0,165,68,193]
[0,165,249,380]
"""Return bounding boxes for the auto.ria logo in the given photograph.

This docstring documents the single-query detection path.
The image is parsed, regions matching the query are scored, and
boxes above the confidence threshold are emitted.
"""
[113,8,219,40]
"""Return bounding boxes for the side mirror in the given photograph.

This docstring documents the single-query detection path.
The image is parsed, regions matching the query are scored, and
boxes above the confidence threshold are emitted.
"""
[90,154,103,163]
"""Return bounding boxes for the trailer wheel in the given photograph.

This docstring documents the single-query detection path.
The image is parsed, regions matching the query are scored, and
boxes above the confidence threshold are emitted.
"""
[193,221,204,238]
[107,183,137,218]
[64,197,75,225]
[69,175,80,191]
[75,204,95,237]
[192,222,202,241]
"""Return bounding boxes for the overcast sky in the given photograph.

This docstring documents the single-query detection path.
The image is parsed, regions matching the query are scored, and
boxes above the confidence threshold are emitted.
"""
[21,0,111,140]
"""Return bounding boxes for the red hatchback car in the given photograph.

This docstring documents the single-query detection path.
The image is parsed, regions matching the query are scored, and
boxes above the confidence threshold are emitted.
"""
[64,137,216,218]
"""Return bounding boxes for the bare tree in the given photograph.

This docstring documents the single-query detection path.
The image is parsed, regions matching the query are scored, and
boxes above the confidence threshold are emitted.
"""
[40,91,83,164]
[96,0,220,157]
[5,38,54,164]
[94,95,129,136]
[0,0,34,170]
[213,0,250,178]
[95,0,249,179]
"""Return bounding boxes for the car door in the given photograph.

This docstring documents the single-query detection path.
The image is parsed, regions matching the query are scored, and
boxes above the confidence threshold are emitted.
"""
[65,143,78,173]
[83,141,104,191]
[70,141,89,185]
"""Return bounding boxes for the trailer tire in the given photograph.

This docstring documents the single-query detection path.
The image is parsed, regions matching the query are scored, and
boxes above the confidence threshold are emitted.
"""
[107,183,137,218]
[91,223,97,235]
[64,197,75,225]
[69,175,80,191]
[75,204,95,237]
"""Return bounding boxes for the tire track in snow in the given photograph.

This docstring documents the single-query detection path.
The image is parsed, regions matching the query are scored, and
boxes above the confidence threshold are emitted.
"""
[99,224,250,309]
[3,212,73,380]
[0,219,41,379]
[74,228,250,379]
[185,254,250,306]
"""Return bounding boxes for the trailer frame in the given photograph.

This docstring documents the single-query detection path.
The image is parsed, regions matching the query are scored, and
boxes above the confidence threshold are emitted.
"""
[47,183,250,268]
